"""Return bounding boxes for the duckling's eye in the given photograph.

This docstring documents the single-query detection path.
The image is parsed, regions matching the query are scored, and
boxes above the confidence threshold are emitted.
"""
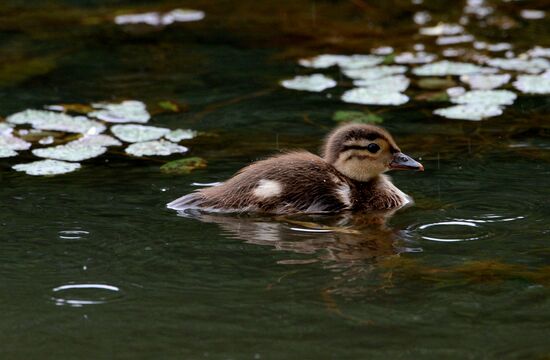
[367,143,380,153]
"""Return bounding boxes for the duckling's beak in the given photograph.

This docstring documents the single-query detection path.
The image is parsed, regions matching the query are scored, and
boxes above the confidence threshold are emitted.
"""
[389,152,424,171]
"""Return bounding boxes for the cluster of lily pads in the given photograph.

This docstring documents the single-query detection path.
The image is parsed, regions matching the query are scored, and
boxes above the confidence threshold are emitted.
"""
[0,100,198,175]
[280,0,549,122]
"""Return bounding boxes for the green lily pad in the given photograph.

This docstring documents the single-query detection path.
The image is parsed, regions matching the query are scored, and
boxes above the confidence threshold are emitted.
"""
[332,111,383,124]
[160,157,207,174]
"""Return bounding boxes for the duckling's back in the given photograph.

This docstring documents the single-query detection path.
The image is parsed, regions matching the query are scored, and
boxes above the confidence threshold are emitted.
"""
[166,151,352,214]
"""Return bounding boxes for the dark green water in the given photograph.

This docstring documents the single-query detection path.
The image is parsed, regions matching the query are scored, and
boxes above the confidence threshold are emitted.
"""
[1,1,550,359]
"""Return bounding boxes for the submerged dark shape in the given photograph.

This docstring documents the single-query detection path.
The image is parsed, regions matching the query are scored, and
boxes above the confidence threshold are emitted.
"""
[167,124,423,214]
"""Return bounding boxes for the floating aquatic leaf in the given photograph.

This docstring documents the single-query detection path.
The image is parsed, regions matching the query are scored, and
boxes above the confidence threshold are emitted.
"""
[513,75,550,94]
[343,65,407,80]
[111,124,171,143]
[442,48,466,57]
[436,34,474,45]
[7,110,106,135]
[434,104,503,121]
[125,140,188,157]
[0,122,13,135]
[32,143,107,162]
[353,75,410,92]
[487,43,512,52]
[450,90,517,105]
[412,61,495,76]
[371,46,393,55]
[413,11,432,25]
[160,157,207,174]
[12,159,81,176]
[280,74,337,92]
[44,104,93,114]
[165,129,197,142]
[341,88,409,106]
[115,9,205,26]
[420,23,464,36]
[298,54,383,69]
[158,100,184,113]
[520,9,545,20]
[459,74,511,90]
[89,100,150,123]
[395,52,436,64]
[527,47,550,58]
[0,134,31,150]
[0,148,17,158]
[486,58,550,74]
[69,134,122,147]
[332,111,383,124]
[447,87,466,97]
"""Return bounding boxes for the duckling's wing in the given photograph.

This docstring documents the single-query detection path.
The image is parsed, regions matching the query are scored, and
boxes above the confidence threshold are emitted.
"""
[166,191,208,211]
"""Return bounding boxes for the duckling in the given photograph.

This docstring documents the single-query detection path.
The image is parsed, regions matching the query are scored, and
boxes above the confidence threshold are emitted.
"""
[167,124,423,214]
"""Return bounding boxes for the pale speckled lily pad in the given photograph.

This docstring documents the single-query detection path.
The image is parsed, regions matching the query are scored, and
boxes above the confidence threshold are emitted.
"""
[280,74,337,92]
[32,143,107,162]
[115,9,205,26]
[460,74,511,89]
[450,90,517,106]
[353,75,410,92]
[298,54,384,69]
[420,23,464,36]
[343,65,407,80]
[520,9,545,20]
[0,148,17,158]
[7,110,106,135]
[486,58,550,74]
[434,104,503,121]
[371,46,393,55]
[513,75,550,94]
[12,159,81,176]
[412,61,495,76]
[0,122,13,135]
[0,134,31,150]
[111,124,171,143]
[395,52,436,64]
[436,34,474,45]
[527,47,550,58]
[125,140,188,157]
[89,100,150,123]
[165,129,197,142]
[69,134,122,147]
[341,88,409,106]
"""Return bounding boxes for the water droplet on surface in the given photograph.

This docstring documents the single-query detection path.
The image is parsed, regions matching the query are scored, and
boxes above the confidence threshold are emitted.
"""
[415,221,489,242]
[51,283,123,307]
[58,230,89,240]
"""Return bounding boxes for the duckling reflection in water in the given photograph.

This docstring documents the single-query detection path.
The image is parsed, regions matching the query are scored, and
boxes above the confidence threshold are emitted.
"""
[167,124,423,214]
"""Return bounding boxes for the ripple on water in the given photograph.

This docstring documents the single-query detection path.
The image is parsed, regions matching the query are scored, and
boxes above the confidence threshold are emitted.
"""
[414,221,490,242]
[58,230,90,240]
[51,283,123,307]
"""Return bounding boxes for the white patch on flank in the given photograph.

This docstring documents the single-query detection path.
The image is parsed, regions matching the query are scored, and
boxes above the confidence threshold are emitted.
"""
[335,182,352,207]
[253,179,282,199]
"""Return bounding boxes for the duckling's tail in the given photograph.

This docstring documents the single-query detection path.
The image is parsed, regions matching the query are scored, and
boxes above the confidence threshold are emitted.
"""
[166,192,204,211]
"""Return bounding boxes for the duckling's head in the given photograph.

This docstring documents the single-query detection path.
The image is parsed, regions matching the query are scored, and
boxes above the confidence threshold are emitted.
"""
[322,123,423,182]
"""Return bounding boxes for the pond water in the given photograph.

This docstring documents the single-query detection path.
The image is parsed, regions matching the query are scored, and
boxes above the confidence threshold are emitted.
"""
[1,0,550,359]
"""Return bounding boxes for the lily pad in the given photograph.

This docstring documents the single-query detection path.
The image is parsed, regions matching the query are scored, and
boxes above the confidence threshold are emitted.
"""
[513,75,550,94]
[395,52,436,64]
[341,88,409,106]
[298,54,384,69]
[450,90,517,105]
[0,134,32,151]
[486,58,550,74]
[459,74,511,89]
[111,124,171,143]
[12,159,81,176]
[0,122,14,135]
[32,143,107,162]
[343,65,407,80]
[161,9,205,24]
[420,23,464,36]
[69,134,122,147]
[527,47,550,58]
[115,9,205,26]
[434,104,503,121]
[125,140,188,157]
[280,74,337,92]
[165,129,197,142]
[436,34,474,45]
[353,75,410,92]
[0,148,17,158]
[7,110,106,135]
[417,77,456,90]
[160,157,207,174]
[412,61,495,76]
[89,100,150,123]
[520,9,545,20]
[332,111,383,124]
